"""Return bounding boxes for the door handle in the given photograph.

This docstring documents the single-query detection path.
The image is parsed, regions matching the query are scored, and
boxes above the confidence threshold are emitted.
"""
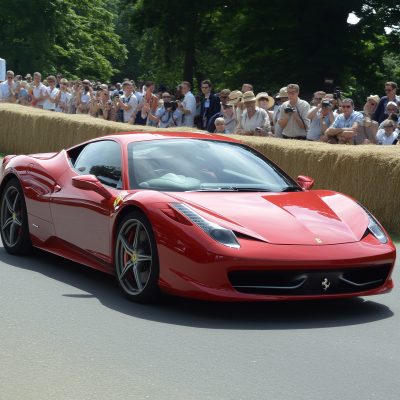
[54,184,62,192]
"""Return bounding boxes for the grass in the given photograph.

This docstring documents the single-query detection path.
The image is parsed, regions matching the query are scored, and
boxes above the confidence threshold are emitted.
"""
[0,151,7,159]
[389,233,400,245]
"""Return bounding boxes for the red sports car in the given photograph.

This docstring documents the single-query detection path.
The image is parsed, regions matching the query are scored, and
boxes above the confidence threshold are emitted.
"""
[0,132,395,303]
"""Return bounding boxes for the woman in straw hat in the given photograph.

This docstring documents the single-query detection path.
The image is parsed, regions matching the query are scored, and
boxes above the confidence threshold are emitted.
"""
[255,92,275,135]
[227,90,243,124]
[234,91,271,136]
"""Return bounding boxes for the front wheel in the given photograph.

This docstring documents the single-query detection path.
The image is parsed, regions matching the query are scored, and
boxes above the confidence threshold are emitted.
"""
[114,211,161,303]
[0,178,33,255]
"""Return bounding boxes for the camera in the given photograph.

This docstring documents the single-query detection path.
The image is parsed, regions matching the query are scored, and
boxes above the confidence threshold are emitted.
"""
[254,127,261,131]
[322,100,330,108]
[115,94,119,99]
[333,86,342,100]
[284,106,295,114]
[84,85,89,92]
[95,85,102,91]
[164,101,178,111]
[390,113,399,123]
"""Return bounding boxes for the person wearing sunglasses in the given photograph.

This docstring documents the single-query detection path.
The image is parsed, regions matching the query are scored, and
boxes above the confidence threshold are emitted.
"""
[0,70,15,102]
[325,98,363,144]
[55,79,71,113]
[355,96,380,144]
[205,89,232,133]
[371,81,398,124]
[376,120,398,145]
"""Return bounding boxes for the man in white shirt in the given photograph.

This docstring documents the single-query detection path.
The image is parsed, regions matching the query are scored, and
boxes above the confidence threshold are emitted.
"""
[278,84,311,139]
[0,71,15,102]
[176,81,196,127]
[31,72,47,108]
[115,81,138,124]
[145,93,182,128]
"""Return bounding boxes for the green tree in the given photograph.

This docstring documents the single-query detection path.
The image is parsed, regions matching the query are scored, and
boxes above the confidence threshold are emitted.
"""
[0,0,127,81]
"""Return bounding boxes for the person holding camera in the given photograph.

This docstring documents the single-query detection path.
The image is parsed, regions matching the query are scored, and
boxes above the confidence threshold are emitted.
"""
[234,91,271,136]
[96,91,116,121]
[176,81,196,127]
[114,81,138,124]
[307,98,336,141]
[324,98,362,144]
[143,92,182,128]
[76,80,91,114]
[278,84,310,140]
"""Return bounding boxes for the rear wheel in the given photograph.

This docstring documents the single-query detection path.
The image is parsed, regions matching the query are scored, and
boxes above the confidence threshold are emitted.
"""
[0,179,32,255]
[114,211,161,303]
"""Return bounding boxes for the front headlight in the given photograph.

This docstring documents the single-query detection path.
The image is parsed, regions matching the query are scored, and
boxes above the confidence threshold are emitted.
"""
[357,202,388,244]
[170,203,241,249]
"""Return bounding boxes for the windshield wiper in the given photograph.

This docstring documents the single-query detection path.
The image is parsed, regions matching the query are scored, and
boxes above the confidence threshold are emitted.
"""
[280,185,303,192]
[187,187,272,192]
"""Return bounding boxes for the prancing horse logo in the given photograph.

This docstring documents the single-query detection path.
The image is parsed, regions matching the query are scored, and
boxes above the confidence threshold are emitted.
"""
[322,278,330,291]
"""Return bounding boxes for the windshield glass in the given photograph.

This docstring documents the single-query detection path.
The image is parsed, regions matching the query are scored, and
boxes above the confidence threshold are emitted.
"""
[127,139,299,192]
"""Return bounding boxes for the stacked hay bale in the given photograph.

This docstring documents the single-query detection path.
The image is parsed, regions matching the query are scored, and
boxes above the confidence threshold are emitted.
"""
[1,103,400,233]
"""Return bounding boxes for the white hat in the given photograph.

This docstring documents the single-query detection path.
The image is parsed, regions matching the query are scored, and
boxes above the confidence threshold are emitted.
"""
[276,87,288,98]
[227,90,243,105]
[240,91,257,103]
[255,92,275,109]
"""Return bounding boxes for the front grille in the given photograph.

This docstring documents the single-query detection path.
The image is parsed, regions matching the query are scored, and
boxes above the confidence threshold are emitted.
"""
[228,265,392,295]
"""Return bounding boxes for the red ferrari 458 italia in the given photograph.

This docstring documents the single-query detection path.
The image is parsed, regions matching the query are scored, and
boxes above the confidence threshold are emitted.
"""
[0,132,395,303]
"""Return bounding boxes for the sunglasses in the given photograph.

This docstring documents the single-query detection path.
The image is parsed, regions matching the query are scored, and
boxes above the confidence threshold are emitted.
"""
[369,101,377,106]
[385,88,394,92]
[61,83,67,86]
[222,105,232,109]
[288,91,298,95]
[383,125,393,129]
[314,97,323,100]
[342,105,352,108]
[162,95,171,98]
[220,96,228,99]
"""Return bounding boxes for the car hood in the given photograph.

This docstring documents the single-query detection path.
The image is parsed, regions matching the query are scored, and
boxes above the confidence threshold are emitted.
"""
[166,190,369,245]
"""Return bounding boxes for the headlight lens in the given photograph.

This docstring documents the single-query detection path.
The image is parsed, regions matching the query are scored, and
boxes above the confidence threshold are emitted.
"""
[357,202,388,244]
[170,203,241,249]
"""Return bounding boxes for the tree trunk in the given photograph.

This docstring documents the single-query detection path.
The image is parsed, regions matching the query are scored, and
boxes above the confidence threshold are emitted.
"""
[183,52,196,90]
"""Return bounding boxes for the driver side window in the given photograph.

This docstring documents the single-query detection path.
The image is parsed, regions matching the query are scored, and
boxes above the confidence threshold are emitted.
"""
[74,140,123,189]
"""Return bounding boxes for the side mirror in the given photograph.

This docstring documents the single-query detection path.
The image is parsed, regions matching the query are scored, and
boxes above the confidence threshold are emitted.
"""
[297,175,314,191]
[72,175,112,199]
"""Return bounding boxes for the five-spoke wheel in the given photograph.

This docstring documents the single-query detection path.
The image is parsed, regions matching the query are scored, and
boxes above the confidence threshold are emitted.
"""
[115,212,160,303]
[0,179,32,254]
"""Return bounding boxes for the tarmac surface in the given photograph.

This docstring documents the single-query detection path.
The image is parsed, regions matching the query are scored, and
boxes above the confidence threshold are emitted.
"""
[0,240,398,399]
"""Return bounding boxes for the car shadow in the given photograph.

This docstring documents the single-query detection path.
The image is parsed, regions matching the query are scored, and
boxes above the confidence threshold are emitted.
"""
[1,246,394,330]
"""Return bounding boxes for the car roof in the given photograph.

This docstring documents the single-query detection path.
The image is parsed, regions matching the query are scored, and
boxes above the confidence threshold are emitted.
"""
[66,131,242,151]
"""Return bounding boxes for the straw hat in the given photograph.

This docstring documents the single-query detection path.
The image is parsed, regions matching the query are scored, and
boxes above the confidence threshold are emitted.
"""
[25,74,32,79]
[227,90,242,105]
[255,92,275,109]
[276,87,288,98]
[60,78,68,83]
[367,95,380,105]
[240,91,257,103]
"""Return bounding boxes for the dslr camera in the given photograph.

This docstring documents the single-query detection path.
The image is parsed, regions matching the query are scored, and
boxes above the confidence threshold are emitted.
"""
[333,86,342,100]
[284,105,295,114]
[322,100,330,108]
[164,101,178,111]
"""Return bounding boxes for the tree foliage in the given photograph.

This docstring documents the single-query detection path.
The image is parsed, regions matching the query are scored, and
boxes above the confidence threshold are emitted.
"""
[0,0,127,81]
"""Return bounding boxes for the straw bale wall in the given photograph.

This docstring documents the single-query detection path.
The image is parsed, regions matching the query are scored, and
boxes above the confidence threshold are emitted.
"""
[1,103,400,233]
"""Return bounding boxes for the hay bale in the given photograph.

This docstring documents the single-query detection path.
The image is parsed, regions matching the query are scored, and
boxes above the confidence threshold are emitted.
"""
[1,103,400,233]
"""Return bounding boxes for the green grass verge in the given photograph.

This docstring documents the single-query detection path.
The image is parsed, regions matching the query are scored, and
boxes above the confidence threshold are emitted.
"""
[389,233,400,245]
[0,151,7,159]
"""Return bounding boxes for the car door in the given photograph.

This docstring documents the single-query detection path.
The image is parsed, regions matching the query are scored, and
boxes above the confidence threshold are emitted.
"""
[50,140,123,267]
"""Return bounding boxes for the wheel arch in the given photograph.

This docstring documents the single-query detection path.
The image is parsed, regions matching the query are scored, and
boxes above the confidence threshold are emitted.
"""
[0,173,21,198]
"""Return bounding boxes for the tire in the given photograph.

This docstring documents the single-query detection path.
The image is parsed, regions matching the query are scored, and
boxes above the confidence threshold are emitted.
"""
[0,178,33,255]
[114,211,161,303]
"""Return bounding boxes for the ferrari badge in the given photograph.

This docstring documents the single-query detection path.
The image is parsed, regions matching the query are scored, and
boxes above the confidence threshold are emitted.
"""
[114,196,123,209]
[322,278,330,291]
[315,238,323,244]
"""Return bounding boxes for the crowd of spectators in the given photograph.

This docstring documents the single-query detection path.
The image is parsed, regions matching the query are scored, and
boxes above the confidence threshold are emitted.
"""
[1,70,400,145]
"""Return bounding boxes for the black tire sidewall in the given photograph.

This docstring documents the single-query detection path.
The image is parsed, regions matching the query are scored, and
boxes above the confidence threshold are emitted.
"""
[114,210,161,303]
[0,178,32,255]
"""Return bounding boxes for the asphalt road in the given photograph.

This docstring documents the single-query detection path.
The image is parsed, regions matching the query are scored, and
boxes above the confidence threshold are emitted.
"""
[0,240,399,400]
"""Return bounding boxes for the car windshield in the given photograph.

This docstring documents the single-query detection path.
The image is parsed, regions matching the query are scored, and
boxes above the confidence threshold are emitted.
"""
[127,139,299,192]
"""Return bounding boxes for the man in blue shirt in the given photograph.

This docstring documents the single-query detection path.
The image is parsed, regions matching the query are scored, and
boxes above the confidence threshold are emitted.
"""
[325,98,363,144]
[372,82,398,124]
